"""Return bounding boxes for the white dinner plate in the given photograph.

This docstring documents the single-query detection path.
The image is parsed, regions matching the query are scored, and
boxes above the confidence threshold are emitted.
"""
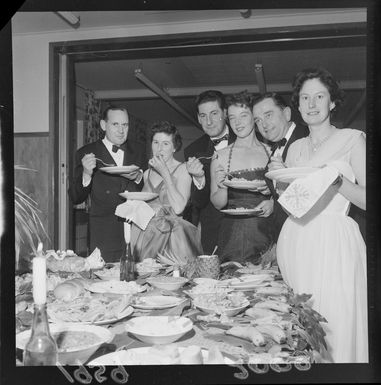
[83,306,134,325]
[223,179,267,190]
[221,208,262,216]
[99,165,140,174]
[87,347,236,365]
[132,295,185,310]
[88,281,146,295]
[265,167,318,183]
[119,191,158,201]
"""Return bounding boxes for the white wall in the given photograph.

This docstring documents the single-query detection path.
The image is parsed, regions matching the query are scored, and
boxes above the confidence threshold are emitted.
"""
[12,9,366,133]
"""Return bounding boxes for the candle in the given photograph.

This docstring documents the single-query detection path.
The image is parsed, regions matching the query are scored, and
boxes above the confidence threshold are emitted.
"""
[124,222,131,244]
[33,256,47,305]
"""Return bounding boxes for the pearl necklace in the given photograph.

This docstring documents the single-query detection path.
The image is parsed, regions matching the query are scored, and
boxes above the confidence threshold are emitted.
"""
[309,132,333,152]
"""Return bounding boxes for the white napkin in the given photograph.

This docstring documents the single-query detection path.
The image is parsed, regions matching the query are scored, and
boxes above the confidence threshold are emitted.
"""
[278,166,339,218]
[115,200,155,231]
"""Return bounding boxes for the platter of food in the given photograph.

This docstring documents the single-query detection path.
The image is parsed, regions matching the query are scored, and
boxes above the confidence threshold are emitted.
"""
[119,192,158,201]
[93,263,120,281]
[132,295,185,310]
[88,280,146,295]
[88,345,234,365]
[47,293,133,324]
[265,167,318,183]
[99,165,140,174]
[221,208,262,216]
[223,178,267,190]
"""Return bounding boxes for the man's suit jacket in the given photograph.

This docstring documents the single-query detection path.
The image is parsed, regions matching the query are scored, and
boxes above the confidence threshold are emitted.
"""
[270,123,310,239]
[68,139,147,261]
[183,128,236,254]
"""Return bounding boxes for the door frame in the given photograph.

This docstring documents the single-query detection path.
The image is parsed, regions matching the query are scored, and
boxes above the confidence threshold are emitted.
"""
[49,22,367,250]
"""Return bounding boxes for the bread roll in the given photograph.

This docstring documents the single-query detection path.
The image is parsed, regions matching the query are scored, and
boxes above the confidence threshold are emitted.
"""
[53,278,85,301]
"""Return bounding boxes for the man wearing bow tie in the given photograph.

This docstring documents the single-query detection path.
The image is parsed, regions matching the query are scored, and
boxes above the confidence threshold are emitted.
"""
[184,90,236,254]
[68,105,147,262]
[252,93,309,239]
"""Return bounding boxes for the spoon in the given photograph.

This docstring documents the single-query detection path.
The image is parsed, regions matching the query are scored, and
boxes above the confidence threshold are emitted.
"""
[95,158,116,167]
[211,245,218,256]
[197,153,218,161]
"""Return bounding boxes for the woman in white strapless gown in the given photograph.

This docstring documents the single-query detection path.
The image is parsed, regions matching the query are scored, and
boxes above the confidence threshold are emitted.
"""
[276,68,367,363]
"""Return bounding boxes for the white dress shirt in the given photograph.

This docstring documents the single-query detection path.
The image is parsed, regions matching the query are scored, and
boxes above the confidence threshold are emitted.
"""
[273,122,296,158]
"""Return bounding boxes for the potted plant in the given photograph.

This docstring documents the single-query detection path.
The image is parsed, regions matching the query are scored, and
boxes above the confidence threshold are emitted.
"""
[15,165,48,271]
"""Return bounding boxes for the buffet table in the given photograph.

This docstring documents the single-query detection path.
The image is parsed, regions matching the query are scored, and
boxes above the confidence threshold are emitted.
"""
[16,257,327,366]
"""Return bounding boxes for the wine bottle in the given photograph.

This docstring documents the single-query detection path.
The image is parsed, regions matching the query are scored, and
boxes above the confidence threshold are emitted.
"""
[23,244,58,366]
[120,242,136,281]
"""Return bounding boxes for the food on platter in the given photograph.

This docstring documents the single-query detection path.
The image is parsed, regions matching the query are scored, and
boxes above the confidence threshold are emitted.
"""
[136,258,162,275]
[254,286,289,296]
[88,280,145,295]
[146,276,189,291]
[16,272,80,296]
[46,247,105,273]
[245,307,282,323]
[16,324,113,365]
[47,292,132,323]
[226,325,266,347]
[184,285,232,299]
[132,295,185,310]
[253,299,291,313]
[221,207,262,216]
[255,324,286,344]
[53,278,87,302]
[192,291,248,316]
[93,263,120,281]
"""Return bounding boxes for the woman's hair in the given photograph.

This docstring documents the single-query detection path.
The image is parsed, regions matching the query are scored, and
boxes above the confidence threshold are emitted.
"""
[225,90,255,110]
[150,120,182,152]
[291,67,345,114]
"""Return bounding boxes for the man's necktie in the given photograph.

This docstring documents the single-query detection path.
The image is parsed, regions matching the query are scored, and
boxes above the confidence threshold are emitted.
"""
[211,134,229,146]
[112,144,121,153]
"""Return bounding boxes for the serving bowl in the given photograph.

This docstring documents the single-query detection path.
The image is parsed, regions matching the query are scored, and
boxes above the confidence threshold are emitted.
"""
[146,276,188,291]
[125,316,193,344]
[193,299,250,317]
[16,323,113,365]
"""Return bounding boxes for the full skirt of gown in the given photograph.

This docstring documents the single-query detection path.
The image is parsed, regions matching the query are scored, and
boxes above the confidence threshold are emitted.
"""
[277,128,368,363]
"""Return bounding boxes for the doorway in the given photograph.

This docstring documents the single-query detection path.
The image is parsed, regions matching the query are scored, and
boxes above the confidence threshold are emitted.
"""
[50,22,366,253]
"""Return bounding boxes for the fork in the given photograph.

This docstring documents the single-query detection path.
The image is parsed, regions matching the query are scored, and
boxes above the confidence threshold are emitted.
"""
[95,158,116,167]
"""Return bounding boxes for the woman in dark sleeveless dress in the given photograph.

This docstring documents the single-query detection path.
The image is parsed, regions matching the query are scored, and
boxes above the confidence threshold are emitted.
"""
[130,121,203,271]
[210,91,275,264]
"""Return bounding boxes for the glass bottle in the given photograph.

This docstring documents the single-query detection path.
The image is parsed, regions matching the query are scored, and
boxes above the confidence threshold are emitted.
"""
[23,250,58,366]
[120,242,136,281]
[23,303,58,366]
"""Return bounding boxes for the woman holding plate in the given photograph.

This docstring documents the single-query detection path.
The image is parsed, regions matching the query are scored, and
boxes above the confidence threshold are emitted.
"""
[275,68,367,363]
[210,91,275,264]
[130,121,203,275]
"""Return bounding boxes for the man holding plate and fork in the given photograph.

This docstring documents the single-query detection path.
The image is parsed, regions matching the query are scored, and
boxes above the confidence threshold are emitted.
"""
[68,105,147,262]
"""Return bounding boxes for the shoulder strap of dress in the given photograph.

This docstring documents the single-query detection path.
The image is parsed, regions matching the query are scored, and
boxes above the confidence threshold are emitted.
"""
[227,143,234,173]
[146,168,158,192]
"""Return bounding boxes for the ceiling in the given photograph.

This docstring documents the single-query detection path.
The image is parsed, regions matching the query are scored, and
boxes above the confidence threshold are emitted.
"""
[12,10,367,129]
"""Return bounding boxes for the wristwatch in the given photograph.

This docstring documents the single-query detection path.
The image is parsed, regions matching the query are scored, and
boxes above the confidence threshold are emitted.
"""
[332,172,343,188]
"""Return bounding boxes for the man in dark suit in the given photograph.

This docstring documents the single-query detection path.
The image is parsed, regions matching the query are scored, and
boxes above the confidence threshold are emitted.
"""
[184,90,236,254]
[68,105,147,262]
[252,93,309,239]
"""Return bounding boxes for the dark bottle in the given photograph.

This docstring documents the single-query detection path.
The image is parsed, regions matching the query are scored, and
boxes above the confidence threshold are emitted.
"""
[120,242,136,281]
[23,303,58,366]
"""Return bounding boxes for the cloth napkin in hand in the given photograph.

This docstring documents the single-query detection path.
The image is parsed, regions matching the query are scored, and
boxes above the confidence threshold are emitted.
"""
[115,200,155,230]
[278,166,339,218]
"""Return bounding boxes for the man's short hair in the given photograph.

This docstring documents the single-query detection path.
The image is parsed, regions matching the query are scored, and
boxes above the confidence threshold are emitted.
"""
[195,90,225,111]
[253,92,289,110]
[101,105,128,121]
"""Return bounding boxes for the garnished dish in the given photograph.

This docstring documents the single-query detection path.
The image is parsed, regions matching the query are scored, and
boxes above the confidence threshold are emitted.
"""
[193,291,249,317]
[221,207,262,216]
[47,292,133,324]
[16,324,113,365]
[136,258,163,276]
[223,178,267,190]
[93,263,120,281]
[88,280,146,295]
[132,295,185,310]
